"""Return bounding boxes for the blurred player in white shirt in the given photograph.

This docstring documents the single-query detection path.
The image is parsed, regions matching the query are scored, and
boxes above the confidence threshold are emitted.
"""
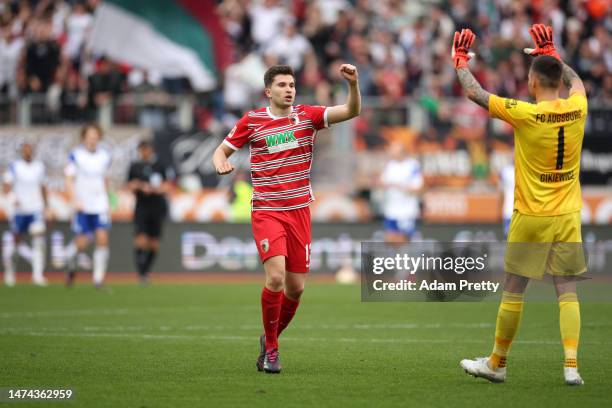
[64,124,111,287]
[499,163,515,238]
[2,142,49,286]
[379,141,424,243]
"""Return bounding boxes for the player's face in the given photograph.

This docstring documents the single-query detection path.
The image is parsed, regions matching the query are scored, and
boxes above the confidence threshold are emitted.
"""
[22,144,33,161]
[266,74,296,109]
[388,140,405,160]
[139,145,153,161]
[83,128,101,151]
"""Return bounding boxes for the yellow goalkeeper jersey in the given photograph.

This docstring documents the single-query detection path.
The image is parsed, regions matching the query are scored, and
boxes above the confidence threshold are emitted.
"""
[489,92,588,216]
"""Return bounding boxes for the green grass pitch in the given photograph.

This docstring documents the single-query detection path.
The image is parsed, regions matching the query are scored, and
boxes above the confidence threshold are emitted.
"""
[1,283,610,407]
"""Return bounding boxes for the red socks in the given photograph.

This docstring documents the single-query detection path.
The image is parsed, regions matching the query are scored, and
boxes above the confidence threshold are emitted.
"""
[277,293,300,337]
[261,287,283,351]
[261,288,302,351]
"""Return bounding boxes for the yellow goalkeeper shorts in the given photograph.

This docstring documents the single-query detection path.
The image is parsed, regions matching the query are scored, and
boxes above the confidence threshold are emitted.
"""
[504,211,586,278]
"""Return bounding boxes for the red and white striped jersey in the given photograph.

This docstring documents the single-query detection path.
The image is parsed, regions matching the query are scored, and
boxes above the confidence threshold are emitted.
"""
[223,105,329,211]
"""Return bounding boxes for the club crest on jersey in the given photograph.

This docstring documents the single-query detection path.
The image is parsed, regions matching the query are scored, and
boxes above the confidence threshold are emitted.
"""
[289,112,300,125]
[265,130,299,153]
[260,239,270,253]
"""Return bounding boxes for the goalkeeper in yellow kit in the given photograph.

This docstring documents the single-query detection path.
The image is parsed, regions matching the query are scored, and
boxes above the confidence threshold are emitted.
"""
[452,24,587,385]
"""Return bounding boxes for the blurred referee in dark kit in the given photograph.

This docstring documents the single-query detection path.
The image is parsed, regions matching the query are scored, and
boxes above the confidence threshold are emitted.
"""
[127,140,174,284]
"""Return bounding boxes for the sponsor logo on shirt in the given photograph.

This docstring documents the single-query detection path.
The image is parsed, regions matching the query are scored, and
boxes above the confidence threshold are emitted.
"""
[504,99,518,109]
[265,131,299,153]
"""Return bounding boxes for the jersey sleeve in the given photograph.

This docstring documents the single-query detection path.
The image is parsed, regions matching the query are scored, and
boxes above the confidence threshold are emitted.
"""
[303,105,329,130]
[127,163,137,182]
[568,92,588,115]
[488,95,533,128]
[104,151,112,173]
[64,152,77,177]
[408,162,424,189]
[223,114,251,151]
[3,163,15,184]
[499,166,507,186]
[379,163,392,184]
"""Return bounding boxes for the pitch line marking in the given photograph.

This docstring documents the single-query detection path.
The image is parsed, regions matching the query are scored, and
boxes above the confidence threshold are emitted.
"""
[0,323,497,333]
[1,321,608,333]
[0,305,257,319]
[0,329,606,346]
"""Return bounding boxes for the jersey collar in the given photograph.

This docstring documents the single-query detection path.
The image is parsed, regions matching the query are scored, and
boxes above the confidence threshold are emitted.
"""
[266,106,293,120]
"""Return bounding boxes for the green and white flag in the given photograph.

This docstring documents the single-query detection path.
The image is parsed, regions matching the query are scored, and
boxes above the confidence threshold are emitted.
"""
[90,0,229,91]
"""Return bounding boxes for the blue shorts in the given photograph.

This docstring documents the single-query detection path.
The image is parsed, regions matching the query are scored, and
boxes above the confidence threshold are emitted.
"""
[72,212,111,235]
[10,213,44,235]
[383,217,416,238]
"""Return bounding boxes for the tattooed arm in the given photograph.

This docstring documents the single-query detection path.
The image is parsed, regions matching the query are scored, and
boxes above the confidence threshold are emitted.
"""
[561,63,586,96]
[456,67,491,109]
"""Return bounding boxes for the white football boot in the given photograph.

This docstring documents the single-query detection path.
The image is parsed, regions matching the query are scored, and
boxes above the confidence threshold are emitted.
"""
[564,367,584,386]
[32,277,49,287]
[460,357,506,383]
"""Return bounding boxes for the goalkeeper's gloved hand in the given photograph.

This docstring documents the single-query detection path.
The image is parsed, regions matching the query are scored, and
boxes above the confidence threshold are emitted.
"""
[452,28,476,69]
[523,24,561,60]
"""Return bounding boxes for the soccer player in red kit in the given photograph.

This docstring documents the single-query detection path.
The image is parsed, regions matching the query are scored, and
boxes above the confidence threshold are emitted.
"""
[213,64,361,373]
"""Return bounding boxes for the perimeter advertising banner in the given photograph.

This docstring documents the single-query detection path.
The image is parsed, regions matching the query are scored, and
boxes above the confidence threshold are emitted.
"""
[1,126,611,224]
[2,222,611,275]
[581,137,612,185]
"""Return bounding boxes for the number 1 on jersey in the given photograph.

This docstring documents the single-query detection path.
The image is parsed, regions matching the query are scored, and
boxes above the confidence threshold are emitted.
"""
[556,126,565,170]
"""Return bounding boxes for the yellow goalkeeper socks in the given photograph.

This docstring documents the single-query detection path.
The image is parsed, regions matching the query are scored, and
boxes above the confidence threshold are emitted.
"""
[558,292,580,368]
[489,291,524,369]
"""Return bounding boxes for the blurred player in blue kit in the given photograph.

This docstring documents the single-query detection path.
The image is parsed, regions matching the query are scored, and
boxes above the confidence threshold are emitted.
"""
[3,142,49,286]
[64,123,112,288]
[379,140,424,243]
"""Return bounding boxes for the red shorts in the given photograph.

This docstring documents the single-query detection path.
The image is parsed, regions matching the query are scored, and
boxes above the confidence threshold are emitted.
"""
[251,206,312,273]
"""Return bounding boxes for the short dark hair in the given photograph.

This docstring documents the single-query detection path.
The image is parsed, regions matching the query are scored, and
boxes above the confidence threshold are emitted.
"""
[263,65,295,88]
[138,139,153,149]
[530,56,562,89]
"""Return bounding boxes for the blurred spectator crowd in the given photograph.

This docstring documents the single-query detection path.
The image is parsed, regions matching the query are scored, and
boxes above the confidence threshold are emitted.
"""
[217,0,611,156]
[0,0,184,125]
[0,0,610,127]
[217,0,611,108]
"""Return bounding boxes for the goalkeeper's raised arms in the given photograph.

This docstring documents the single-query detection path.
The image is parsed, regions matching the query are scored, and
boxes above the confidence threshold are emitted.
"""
[451,28,476,69]
[452,29,491,109]
[523,23,561,60]
[561,62,586,96]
